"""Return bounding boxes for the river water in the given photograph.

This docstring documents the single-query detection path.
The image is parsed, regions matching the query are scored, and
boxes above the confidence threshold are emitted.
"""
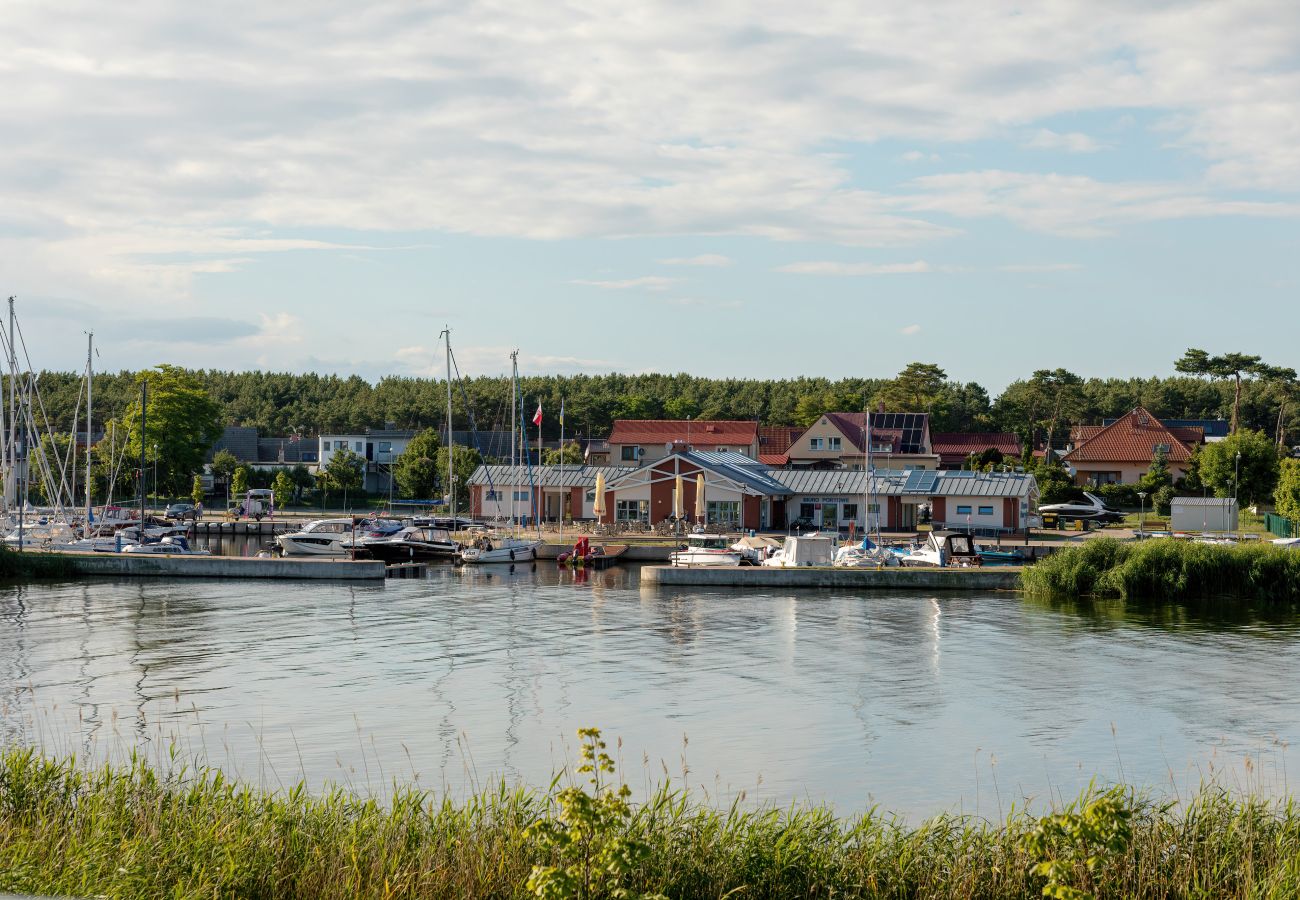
[2,565,1297,820]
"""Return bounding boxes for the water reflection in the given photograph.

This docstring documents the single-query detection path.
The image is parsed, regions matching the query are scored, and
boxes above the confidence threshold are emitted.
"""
[2,567,1299,820]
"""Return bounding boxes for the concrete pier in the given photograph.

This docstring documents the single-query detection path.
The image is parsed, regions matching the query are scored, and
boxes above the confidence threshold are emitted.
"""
[640,565,1022,591]
[59,553,385,580]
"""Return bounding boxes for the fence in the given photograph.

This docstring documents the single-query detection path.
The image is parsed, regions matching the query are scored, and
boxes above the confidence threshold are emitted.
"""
[1264,512,1297,539]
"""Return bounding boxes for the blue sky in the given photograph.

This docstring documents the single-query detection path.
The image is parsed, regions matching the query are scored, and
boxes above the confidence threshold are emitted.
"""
[2,1,1298,391]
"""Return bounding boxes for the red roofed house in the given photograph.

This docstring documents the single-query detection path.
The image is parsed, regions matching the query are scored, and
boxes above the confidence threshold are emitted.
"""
[785,412,940,470]
[757,425,802,466]
[931,432,1023,469]
[606,419,759,466]
[1061,407,1198,486]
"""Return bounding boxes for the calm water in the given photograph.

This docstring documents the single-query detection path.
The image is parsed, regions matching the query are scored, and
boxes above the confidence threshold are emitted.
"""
[2,566,1298,819]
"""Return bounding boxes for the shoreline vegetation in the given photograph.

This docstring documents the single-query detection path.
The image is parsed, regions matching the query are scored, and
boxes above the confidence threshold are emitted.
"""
[2,742,1300,899]
[1021,538,1300,604]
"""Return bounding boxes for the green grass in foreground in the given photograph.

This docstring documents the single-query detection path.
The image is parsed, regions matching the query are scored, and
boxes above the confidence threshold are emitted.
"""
[1022,538,1300,603]
[4,741,1300,899]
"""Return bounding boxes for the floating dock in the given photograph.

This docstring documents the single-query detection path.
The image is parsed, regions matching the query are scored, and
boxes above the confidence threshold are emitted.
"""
[536,542,673,561]
[57,552,385,580]
[640,565,1022,591]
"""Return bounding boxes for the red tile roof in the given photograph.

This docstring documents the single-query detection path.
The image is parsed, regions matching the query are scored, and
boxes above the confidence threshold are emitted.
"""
[758,453,790,466]
[1062,407,1195,464]
[607,419,758,447]
[757,425,802,454]
[931,432,1023,467]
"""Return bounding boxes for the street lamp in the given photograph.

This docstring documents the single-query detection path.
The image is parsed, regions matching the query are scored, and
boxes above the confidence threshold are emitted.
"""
[1234,451,1242,503]
[1137,491,1148,537]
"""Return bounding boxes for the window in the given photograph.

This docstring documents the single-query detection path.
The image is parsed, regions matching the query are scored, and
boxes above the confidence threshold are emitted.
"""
[799,502,815,519]
[615,499,648,523]
[706,500,740,525]
[378,441,392,453]
[978,506,994,516]
[717,447,728,453]
[513,490,529,502]
[1152,443,1171,454]
[334,440,346,450]
[956,505,972,515]
[486,490,501,501]
[621,446,640,461]
[842,503,858,522]
[870,441,893,453]
[867,503,880,514]
[584,490,596,502]
[809,438,824,450]
[829,437,841,451]
[354,441,363,453]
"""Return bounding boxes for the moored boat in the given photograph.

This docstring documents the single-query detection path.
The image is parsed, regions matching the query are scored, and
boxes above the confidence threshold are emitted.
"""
[671,534,741,567]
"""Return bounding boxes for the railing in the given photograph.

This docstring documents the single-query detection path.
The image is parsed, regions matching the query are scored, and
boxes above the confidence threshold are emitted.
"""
[1264,512,1297,539]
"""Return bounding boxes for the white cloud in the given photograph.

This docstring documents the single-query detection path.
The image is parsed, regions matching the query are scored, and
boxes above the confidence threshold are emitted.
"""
[570,276,679,290]
[667,296,744,309]
[776,260,932,275]
[1026,129,1103,153]
[998,262,1083,272]
[658,254,734,267]
[900,324,922,335]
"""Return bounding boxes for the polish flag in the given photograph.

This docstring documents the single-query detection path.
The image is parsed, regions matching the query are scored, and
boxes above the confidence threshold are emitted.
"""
[532,403,543,427]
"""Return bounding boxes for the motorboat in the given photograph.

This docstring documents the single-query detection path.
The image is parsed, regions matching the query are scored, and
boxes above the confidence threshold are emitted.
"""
[763,533,835,567]
[833,537,902,567]
[556,537,628,569]
[670,534,741,567]
[337,518,410,554]
[460,533,542,564]
[901,530,982,567]
[121,535,211,556]
[361,526,460,562]
[1272,537,1300,551]
[3,520,77,549]
[730,534,781,565]
[276,518,361,556]
[1038,492,1125,524]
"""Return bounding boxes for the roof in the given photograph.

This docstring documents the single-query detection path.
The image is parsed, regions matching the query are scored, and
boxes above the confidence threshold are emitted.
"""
[757,425,802,454]
[210,426,259,462]
[1069,425,1105,446]
[607,419,758,447]
[931,432,1022,466]
[758,453,790,466]
[815,412,930,454]
[677,450,791,495]
[1063,407,1195,464]
[1104,417,1229,440]
[1170,497,1238,507]
[468,464,633,488]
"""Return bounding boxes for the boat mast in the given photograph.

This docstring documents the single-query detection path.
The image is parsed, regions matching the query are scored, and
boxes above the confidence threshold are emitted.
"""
[138,380,147,526]
[441,326,453,522]
[6,297,15,513]
[509,349,518,531]
[85,332,93,527]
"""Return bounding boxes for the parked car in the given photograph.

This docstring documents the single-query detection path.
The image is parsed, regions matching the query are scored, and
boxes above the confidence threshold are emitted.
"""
[164,502,198,522]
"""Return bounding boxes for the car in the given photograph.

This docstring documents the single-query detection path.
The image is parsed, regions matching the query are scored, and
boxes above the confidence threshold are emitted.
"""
[164,502,198,521]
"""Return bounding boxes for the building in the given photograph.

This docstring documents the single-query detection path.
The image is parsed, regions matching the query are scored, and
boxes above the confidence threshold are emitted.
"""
[1061,407,1199,486]
[784,412,940,470]
[931,432,1023,469]
[319,428,417,493]
[468,451,1039,533]
[1170,497,1238,533]
[605,420,760,465]
[757,425,802,466]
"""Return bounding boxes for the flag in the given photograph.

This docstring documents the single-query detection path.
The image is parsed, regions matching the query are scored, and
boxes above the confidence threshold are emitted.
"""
[532,402,543,427]
[559,398,565,427]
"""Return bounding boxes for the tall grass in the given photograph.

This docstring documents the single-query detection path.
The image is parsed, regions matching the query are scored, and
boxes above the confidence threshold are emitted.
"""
[0,546,75,580]
[1022,538,1300,603]
[3,746,1300,898]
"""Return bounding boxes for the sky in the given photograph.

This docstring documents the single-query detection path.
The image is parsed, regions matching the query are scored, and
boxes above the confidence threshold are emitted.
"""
[1,0,1298,392]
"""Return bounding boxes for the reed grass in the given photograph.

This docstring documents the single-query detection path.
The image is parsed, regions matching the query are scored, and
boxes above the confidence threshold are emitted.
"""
[0,546,75,580]
[3,746,1300,898]
[1022,538,1300,603]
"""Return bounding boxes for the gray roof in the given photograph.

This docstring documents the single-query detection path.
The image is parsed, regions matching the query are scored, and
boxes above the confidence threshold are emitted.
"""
[1170,497,1238,507]
[771,467,1037,498]
[682,450,790,495]
[209,426,259,462]
[468,464,633,489]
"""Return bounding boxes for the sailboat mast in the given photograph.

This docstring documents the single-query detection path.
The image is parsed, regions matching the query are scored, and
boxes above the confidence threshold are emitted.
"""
[510,350,518,529]
[442,326,454,521]
[6,297,15,512]
[85,332,93,526]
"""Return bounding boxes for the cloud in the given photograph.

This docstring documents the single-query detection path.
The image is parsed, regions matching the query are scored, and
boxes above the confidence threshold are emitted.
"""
[1026,129,1103,153]
[900,324,922,335]
[570,275,679,290]
[775,260,932,275]
[997,262,1083,272]
[666,297,743,309]
[658,254,734,267]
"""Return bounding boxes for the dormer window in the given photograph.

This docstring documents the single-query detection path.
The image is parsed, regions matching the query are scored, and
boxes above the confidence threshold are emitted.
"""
[1152,443,1170,454]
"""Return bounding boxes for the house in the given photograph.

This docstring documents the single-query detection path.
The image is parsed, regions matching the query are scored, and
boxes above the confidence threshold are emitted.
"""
[468,451,1040,533]
[582,439,611,465]
[784,412,940,470]
[319,428,417,492]
[1061,407,1198,486]
[757,425,802,466]
[606,419,760,465]
[931,432,1023,469]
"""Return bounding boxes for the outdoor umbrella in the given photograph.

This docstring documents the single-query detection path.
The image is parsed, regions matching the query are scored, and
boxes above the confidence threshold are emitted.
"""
[696,473,706,525]
[593,472,605,518]
[674,474,684,519]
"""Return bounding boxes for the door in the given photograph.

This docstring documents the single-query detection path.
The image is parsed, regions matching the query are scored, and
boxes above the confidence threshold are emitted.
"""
[821,503,837,530]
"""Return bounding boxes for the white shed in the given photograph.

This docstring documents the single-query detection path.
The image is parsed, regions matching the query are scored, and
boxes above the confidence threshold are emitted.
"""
[1170,497,1238,533]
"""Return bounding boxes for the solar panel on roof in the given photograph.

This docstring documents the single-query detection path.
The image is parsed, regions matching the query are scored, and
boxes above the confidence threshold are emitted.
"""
[903,470,939,493]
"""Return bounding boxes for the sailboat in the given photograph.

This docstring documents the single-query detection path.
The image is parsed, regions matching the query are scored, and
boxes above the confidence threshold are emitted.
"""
[460,348,542,564]
[834,410,899,567]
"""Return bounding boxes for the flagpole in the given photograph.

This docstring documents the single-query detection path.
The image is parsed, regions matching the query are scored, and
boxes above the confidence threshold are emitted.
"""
[558,397,565,543]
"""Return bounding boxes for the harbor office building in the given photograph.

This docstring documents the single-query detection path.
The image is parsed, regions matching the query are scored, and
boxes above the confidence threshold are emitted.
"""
[468,450,1039,533]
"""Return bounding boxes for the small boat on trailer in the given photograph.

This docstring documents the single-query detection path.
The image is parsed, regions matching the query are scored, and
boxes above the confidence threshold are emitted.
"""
[556,538,628,569]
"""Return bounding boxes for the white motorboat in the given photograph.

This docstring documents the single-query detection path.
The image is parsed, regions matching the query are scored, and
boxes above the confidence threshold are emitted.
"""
[362,526,460,561]
[276,518,360,556]
[901,530,982,567]
[121,535,211,555]
[3,520,77,549]
[460,534,541,564]
[1038,492,1125,524]
[763,533,834,567]
[671,534,741,567]
[833,537,902,567]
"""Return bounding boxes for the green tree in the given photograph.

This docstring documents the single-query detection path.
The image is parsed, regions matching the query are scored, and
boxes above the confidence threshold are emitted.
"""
[190,474,203,507]
[393,428,441,499]
[1196,429,1280,505]
[90,421,134,504]
[1275,459,1300,522]
[1138,445,1173,495]
[436,445,481,514]
[543,441,584,466]
[121,366,224,495]
[325,447,364,509]
[1028,459,1080,505]
[873,362,947,411]
[1175,349,1265,435]
[210,449,237,482]
[272,470,295,510]
[231,465,250,499]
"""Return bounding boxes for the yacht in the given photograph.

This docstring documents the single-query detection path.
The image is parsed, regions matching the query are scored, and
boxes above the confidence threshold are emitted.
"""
[121,535,211,556]
[276,518,361,556]
[362,526,460,562]
[833,537,902,567]
[901,530,982,567]
[762,534,835,568]
[460,533,541,564]
[670,534,741,567]
[1038,492,1125,524]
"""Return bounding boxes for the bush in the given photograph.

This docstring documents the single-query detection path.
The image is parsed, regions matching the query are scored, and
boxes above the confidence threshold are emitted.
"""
[1095,483,1140,509]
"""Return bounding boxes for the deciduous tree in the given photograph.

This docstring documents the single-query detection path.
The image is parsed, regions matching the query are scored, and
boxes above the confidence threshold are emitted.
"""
[121,366,223,495]
[1196,429,1280,505]
[393,429,441,499]
[1275,459,1300,522]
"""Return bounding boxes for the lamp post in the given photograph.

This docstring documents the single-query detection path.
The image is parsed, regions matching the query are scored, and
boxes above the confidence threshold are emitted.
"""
[1234,451,1242,503]
[152,443,158,512]
[1137,491,1148,538]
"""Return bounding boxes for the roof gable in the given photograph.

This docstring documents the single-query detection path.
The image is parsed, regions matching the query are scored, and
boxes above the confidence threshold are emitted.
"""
[607,419,758,446]
[1062,407,1195,464]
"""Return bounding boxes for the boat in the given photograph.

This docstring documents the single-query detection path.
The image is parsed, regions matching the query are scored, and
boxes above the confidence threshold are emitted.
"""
[730,534,781,565]
[671,534,741,567]
[337,518,408,553]
[901,530,982,567]
[1272,537,1300,550]
[833,536,903,567]
[276,518,362,556]
[975,545,1026,565]
[121,535,211,556]
[556,537,627,569]
[361,526,460,562]
[763,533,835,567]
[1038,492,1125,524]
